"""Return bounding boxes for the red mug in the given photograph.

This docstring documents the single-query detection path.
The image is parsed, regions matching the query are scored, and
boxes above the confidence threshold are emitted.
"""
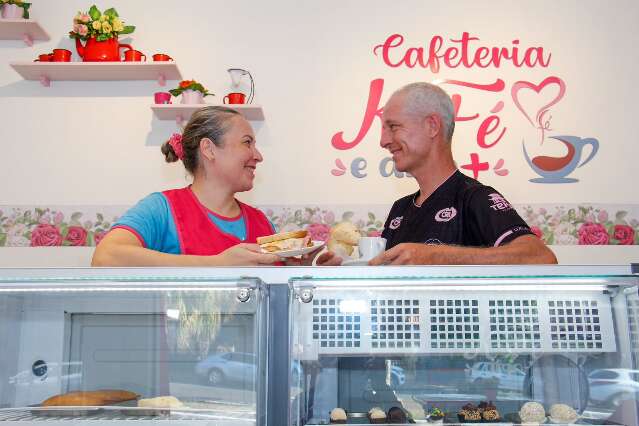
[154,92,172,104]
[152,53,173,62]
[124,49,146,62]
[52,49,72,62]
[34,53,52,62]
[223,92,246,104]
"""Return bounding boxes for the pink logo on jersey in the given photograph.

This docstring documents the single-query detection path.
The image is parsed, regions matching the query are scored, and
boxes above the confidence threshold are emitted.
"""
[488,193,513,211]
[435,207,457,222]
[389,216,403,230]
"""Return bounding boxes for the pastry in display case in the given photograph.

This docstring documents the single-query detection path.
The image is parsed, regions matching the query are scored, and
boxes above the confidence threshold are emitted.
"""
[288,271,639,425]
[0,273,267,425]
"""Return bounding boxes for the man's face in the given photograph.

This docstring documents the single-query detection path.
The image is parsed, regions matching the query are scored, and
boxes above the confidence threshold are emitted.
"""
[380,94,433,173]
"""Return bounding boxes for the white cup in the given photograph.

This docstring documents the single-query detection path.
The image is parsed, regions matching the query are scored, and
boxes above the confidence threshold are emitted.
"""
[358,237,386,260]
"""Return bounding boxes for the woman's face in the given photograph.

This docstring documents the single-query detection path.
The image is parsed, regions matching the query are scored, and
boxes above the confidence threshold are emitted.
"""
[210,115,263,192]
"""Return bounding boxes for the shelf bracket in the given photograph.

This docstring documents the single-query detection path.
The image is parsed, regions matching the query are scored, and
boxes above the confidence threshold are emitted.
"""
[22,33,33,47]
[157,73,166,86]
[39,75,50,87]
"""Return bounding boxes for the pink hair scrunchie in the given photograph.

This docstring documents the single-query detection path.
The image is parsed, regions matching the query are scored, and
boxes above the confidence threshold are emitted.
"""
[168,133,184,161]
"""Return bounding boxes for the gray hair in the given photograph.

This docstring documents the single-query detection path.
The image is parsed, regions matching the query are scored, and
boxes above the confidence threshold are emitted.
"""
[161,106,241,174]
[394,82,455,142]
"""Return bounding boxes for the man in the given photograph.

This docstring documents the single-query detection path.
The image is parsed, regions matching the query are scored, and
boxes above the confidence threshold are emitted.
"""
[369,82,557,265]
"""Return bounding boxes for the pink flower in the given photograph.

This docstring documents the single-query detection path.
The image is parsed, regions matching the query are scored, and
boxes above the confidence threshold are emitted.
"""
[530,226,543,239]
[65,226,88,246]
[538,208,547,215]
[94,230,108,246]
[598,210,609,223]
[323,211,335,224]
[54,212,64,225]
[613,225,635,245]
[578,222,610,245]
[30,224,63,247]
[306,223,331,242]
[78,24,89,36]
[38,214,50,224]
[367,230,382,237]
[79,13,90,23]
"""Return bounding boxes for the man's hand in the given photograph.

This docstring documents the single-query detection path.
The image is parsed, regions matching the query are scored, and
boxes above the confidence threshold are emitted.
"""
[368,243,438,265]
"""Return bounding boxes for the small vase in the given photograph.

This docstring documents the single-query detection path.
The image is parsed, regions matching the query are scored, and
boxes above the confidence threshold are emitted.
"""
[181,90,204,104]
[1,4,25,19]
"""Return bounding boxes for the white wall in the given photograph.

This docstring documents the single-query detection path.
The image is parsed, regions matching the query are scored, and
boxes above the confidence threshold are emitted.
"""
[1,0,638,266]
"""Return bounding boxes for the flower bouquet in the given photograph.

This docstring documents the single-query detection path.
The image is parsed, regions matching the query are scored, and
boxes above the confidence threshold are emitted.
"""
[68,5,135,61]
[169,80,213,104]
[69,5,134,41]
[0,0,31,19]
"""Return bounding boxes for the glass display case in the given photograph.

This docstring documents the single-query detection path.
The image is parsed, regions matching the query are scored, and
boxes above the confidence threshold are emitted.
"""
[289,273,639,426]
[0,274,267,425]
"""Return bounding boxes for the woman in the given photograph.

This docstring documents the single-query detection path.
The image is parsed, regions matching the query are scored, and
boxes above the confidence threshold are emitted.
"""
[92,106,338,266]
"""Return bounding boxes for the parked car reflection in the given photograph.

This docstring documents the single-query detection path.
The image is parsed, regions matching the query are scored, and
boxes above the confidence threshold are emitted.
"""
[588,368,639,408]
[464,361,525,392]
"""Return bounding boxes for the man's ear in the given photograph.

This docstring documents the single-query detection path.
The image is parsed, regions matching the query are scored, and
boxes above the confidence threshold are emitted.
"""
[423,114,443,139]
[200,138,215,161]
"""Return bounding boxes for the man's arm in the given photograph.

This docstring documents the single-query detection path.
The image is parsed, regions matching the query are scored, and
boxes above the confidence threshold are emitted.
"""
[369,234,557,265]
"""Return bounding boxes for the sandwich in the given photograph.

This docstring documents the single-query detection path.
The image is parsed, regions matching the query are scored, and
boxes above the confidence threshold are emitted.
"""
[327,221,360,257]
[257,230,311,253]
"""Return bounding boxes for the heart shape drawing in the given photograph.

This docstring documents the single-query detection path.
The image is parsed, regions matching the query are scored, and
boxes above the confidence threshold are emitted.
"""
[511,76,566,127]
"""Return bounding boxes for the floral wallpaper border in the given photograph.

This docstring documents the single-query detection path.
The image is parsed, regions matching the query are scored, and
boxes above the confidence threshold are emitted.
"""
[0,204,638,247]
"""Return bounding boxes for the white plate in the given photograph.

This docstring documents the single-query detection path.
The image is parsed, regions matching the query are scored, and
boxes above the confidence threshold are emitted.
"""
[269,240,325,258]
[342,259,371,266]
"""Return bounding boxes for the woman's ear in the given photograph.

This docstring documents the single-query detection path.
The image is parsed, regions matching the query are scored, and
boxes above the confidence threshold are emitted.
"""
[200,138,215,161]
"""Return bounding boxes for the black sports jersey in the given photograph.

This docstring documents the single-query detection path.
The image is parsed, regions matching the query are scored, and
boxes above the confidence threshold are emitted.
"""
[382,171,533,249]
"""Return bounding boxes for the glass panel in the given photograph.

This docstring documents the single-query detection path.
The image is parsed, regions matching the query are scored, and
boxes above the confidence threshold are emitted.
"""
[290,276,639,425]
[0,279,264,425]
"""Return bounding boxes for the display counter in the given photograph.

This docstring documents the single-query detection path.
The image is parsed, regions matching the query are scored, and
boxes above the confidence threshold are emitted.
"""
[0,266,637,426]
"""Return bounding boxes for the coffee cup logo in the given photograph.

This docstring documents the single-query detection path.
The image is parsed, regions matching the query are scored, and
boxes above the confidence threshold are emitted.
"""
[523,135,599,183]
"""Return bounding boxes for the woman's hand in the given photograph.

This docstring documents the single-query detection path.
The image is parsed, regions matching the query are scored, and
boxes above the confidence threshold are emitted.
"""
[216,243,281,266]
[284,236,343,266]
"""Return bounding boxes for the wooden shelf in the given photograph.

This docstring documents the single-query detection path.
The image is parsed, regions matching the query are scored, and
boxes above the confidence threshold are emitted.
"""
[152,104,265,123]
[10,61,183,87]
[0,19,50,46]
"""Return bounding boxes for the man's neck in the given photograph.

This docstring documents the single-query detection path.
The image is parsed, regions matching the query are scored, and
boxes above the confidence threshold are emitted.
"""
[411,154,457,206]
[191,178,240,217]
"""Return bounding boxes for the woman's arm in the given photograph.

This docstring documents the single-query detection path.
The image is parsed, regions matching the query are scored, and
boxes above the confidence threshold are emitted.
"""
[91,229,280,267]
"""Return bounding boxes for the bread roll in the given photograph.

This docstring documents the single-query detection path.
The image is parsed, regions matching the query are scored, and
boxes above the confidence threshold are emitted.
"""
[42,390,139,407]
[138,396,184,408]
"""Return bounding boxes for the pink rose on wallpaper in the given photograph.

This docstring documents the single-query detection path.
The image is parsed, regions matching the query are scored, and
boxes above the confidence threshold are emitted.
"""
[367,230,383,237]
[613,225,635,245]
[530,226,543,239]
[578,222,610,245]
[94,231,108,246]
[598,210,609,223]
[306,223,331,242]
[30,224,63,247]
[65,226,88,246]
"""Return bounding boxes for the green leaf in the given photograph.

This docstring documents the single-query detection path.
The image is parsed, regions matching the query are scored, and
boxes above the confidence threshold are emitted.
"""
[88,5,101,21]
[120,25,135,35]
[0,233,6,247]
[96,34,109,42]
[615,211,628,222]
[342,211,354,221]
[21,3,30,19]
[103,7,118,17]
[96,213,104,223]
[368,212,375,221]
[71,212,83,222]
